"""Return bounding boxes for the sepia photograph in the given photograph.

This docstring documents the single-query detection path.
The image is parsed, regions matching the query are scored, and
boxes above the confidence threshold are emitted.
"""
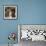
[4,5,17,19]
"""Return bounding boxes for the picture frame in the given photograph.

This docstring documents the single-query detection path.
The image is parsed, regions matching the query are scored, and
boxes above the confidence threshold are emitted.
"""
[4,5,17,19]
[18,24,46,41]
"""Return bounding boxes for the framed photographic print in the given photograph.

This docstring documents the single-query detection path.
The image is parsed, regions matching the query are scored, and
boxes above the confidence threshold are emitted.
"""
[18,24,46,41]
[4,5,17,19]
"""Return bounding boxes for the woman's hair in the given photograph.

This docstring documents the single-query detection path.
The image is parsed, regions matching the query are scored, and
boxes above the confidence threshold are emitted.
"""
[11,8,15,17]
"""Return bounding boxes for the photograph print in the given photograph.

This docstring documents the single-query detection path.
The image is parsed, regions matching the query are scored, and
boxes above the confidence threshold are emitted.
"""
[4,5,17,19]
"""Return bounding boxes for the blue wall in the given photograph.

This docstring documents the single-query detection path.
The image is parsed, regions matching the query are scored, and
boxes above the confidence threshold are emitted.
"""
[0,0,46,44]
